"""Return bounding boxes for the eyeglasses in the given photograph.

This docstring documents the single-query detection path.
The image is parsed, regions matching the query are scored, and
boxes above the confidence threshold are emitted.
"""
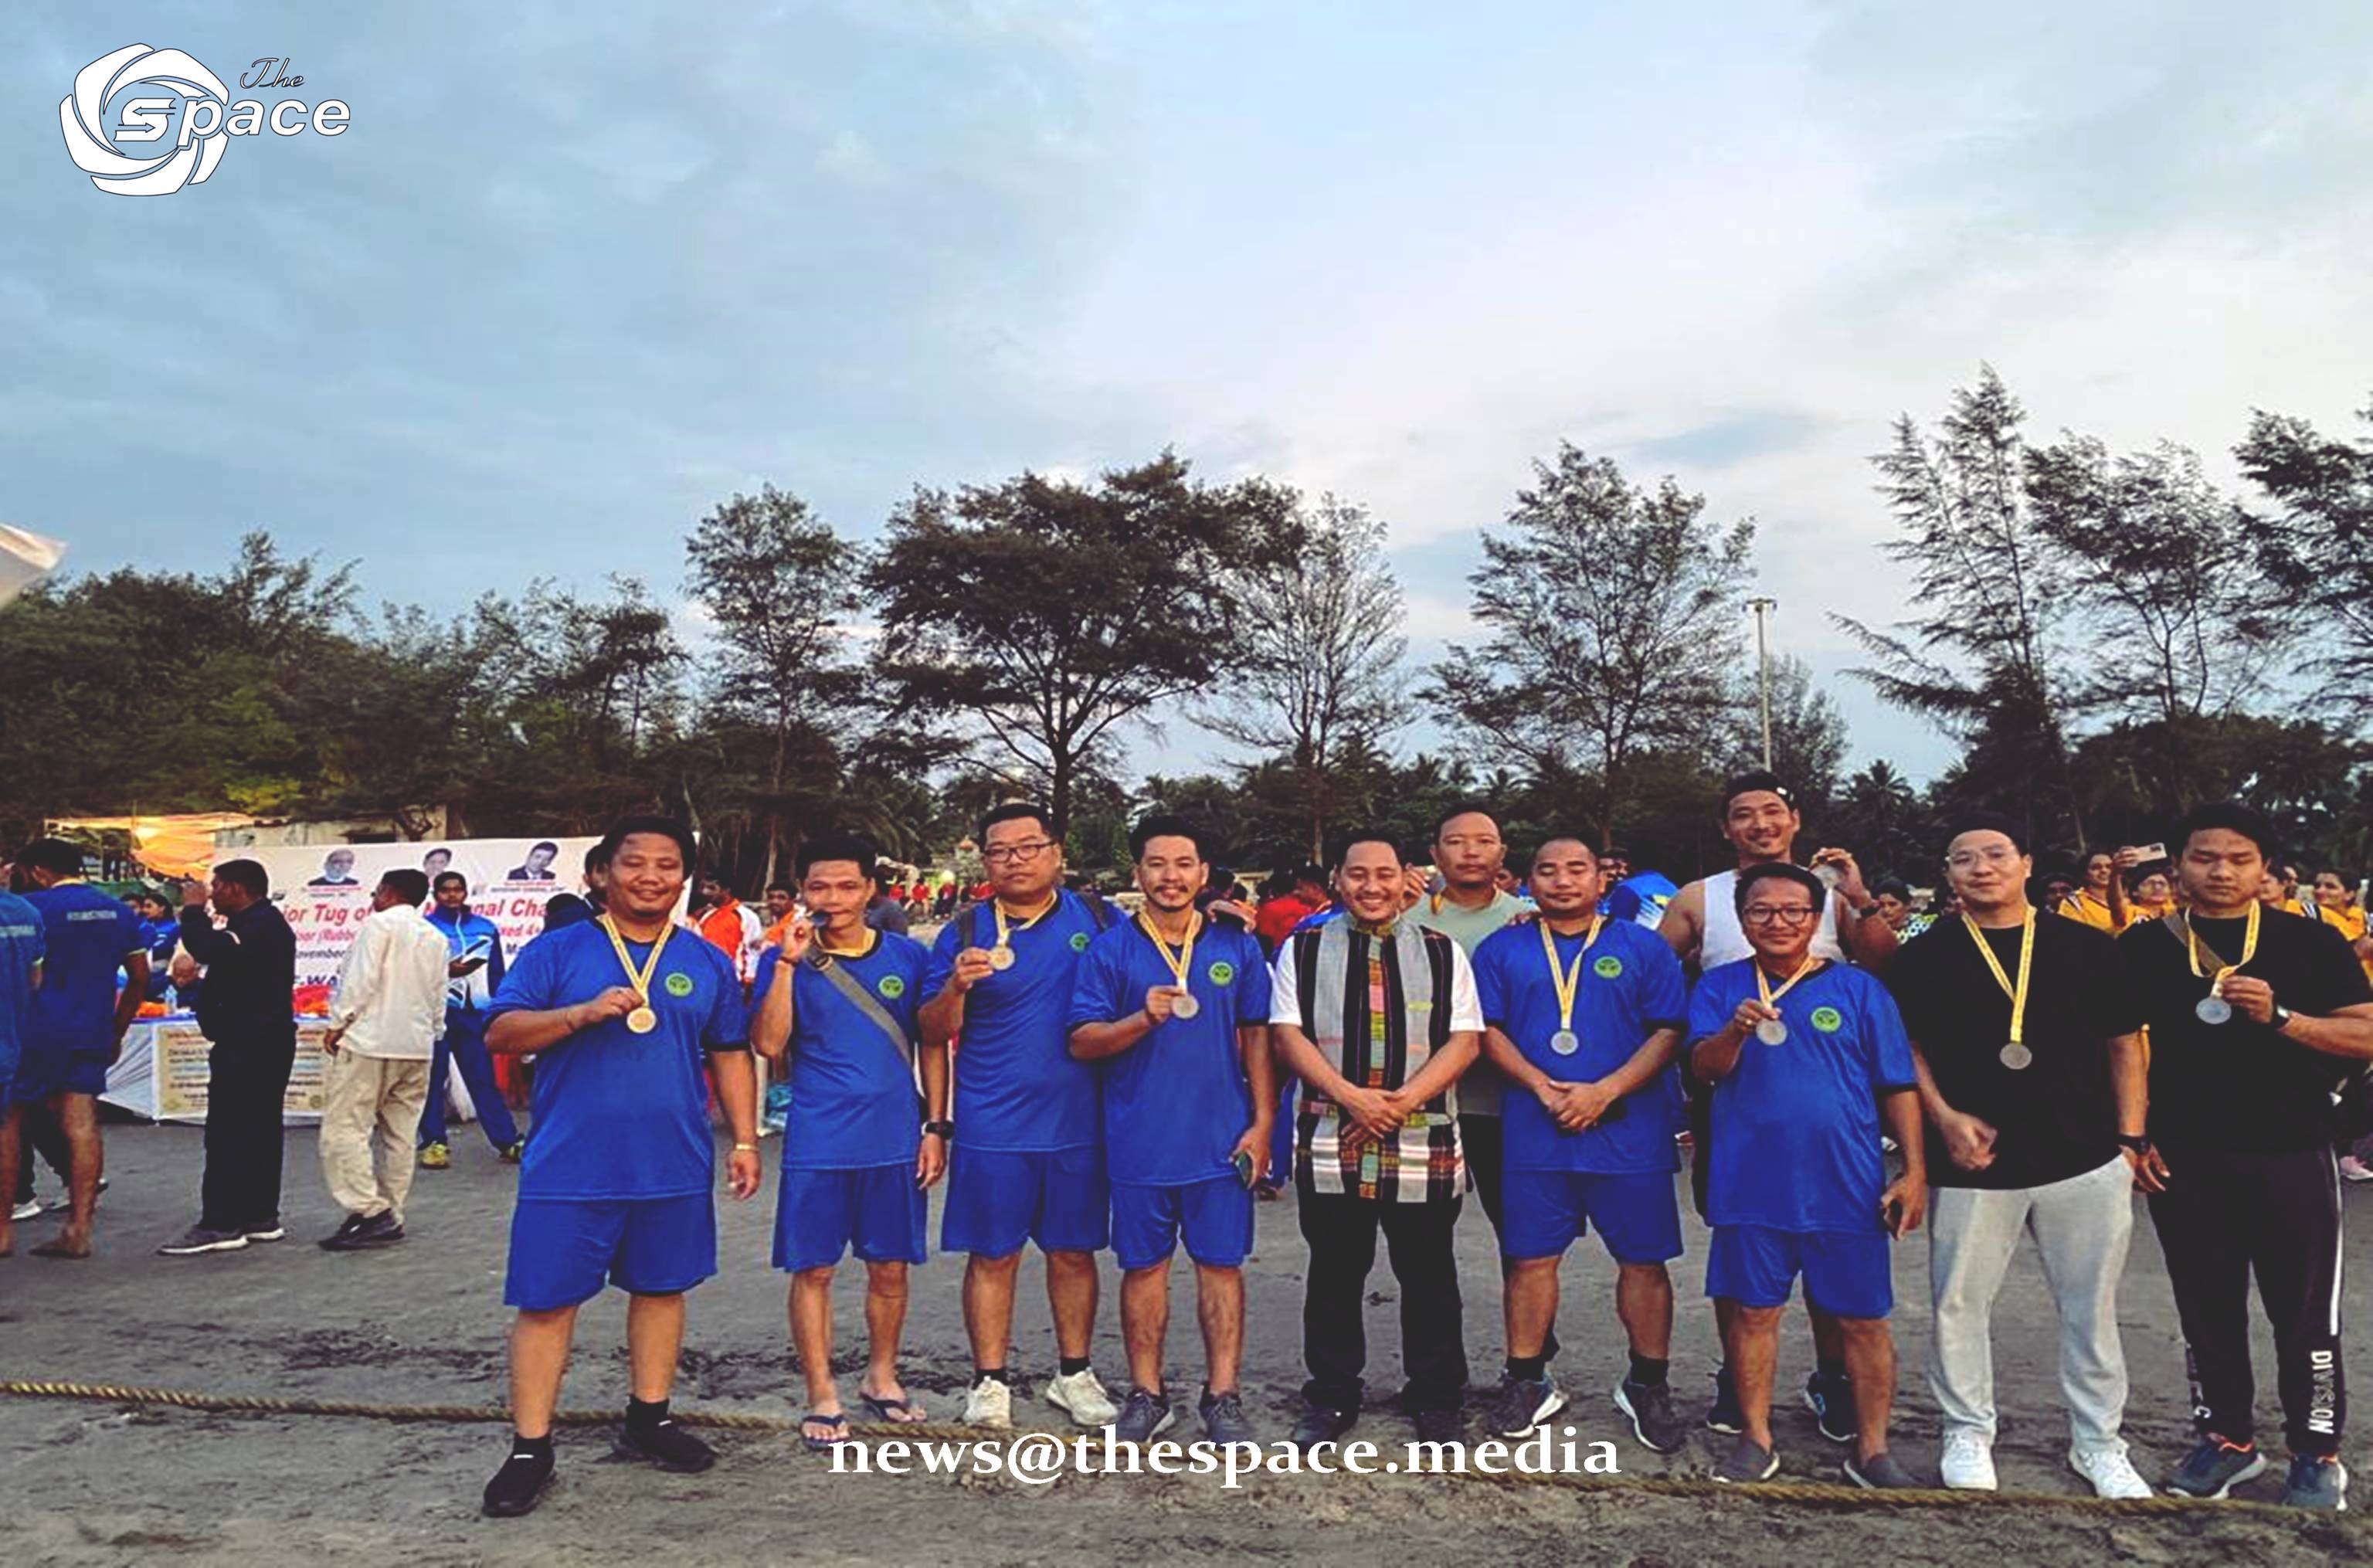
[1945,845,2022,869]
[1743,904,1818,925]
[983,840,1057,864]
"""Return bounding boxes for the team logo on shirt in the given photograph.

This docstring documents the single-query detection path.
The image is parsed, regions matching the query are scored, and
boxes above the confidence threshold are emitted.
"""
[1810,1006,1842,1033]
[1207,960,1236,986]
[877,974,906,1000]
[1068,931,1088,951]
[664,972,694,997]
[1592,955,1623,978]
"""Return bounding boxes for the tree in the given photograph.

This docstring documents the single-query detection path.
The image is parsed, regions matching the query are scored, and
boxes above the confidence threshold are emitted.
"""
[867,453,1300,835]
[1431,442,1753,846]
[2237,394,2373,721]
[1825,760,1930,884]
[1200,494,1407,860]
[2025,435,2275,724]
[1727,654,1846,813]
[683,484,864,884]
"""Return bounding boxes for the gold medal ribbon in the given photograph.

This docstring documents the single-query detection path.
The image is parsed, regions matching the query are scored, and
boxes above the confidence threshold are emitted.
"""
[1539,915,1603,1034]
[1754,952,1821,1015]
[1135,909,1200,993]
[2182,898,2260,993]
[991,891,1058,952]
[599,914,673,1009]
[1961,909,2035,1047]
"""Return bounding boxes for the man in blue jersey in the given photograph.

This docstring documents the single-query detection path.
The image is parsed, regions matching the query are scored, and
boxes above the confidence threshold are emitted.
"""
[1688,861,1925,1488]
[750,833,946,1448]
[11,838,147,1260]
[420,871,524,1169]
[1474,836,1692,1453]
[0,867,47,1258]
[477,816,762,1519]
[920,802,1120,1431]
[1068,815,1275,1445]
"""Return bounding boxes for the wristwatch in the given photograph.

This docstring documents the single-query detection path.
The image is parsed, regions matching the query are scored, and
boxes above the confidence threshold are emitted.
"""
[2115,1134,2151,1154]
[2269,1004,2293,1031]
[922,1119,956,1141]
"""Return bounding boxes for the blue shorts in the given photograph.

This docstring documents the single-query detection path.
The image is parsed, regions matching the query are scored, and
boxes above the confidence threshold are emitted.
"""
[941,1143,1109,1257]
[773,1163,928,1272]
[1111,1176,1255,1271]
[504,1193,718,1310]
[1706,1224,1892,1319]
[1500,1168,1683,1264]
[9,1050,107,1104]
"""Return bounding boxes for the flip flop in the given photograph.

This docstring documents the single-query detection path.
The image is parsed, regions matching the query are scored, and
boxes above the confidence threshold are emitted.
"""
[800,1412,850,1451]
[30,1239,90,1261]
[860,1392,926,1424]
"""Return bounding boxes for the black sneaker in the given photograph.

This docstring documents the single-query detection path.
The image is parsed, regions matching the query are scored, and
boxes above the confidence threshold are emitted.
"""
[1804,1369,1857,1444]
[1411,1407,1464,1444]
[2282,1452,2349,1511]
[1713,1434,1779,1484]
[157,1225,248,1256]
[483,1441,555,1518]
[1844,1449,1920,1489]
[1704,1366,1743,1434]
[322,1211,405,1251]
[1112,1386,1174,1444]
[1488,1376,1567,1438]
[243,1220,287,1243]
[1614,1377,1688,1454]
[317,1214,372,1250]
[1288,1403,1356,1450]
[2165,1435,2269,1499]
[616,1416,715,1474]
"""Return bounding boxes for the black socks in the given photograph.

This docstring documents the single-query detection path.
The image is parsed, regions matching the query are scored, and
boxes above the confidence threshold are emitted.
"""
[1507,1353,1547,1384]
[626,1397,670,1438]
[1628,1352,1669,1388]
[1058,1356,1091,1378]
[975,1366,1012,1386]
[1816,1357,1848,1384]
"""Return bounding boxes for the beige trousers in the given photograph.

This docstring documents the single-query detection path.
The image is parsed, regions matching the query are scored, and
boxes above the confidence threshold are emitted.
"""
[319,1051,431,1222]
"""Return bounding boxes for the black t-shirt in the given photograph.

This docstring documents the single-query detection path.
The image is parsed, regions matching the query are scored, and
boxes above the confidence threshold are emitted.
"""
[2119,908,2373,1155]
[1889,912,2139,1190]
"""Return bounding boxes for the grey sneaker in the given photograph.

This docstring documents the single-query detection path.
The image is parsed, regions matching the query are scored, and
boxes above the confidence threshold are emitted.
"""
[1199,1389,1256,1445]
[9,1198,41,1223]
[1489,1376,1567,1438]
[2280,1453,2348,1511]
[1844,1450,1920,1489]
[2165,1436,2270,1499]
[157,1225,249,1256]
[1713,1434,1779,1484]
[1112,1386,1174,1444]
[1614,1377,1687,1454]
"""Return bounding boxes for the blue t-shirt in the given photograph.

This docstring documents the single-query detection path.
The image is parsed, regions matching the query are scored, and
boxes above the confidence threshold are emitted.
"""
[1472,918,1688,1175]
[1068,920,1273,1186]
[487,921,749,1202]
[25,883,143,1059]
[925,891,1109,1152]
[755,932,930,1171]
[0,889,46,1076]
[1686,958,1916,1234]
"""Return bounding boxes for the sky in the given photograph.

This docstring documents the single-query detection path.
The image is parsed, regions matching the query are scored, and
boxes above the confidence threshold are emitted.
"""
[5,1,2371,787]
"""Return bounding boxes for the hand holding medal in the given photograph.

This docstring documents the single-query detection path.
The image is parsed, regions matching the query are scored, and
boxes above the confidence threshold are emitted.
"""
[1750,952,1821,1044]
[2181,901,2259,1025]
[598,913,674,1034]
[1136,908,1203,1022]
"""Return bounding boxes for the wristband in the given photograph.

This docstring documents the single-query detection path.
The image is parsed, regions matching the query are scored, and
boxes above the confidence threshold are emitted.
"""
[922,1119,956,1140]
[2114,1134,2151,1153]
[732,1142,759,1153]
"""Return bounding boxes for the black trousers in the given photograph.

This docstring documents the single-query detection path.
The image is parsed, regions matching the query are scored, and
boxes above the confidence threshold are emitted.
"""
[199,1033,297,1232]
[1299,1190,1466,1414]
[2148,1145,2347,1455]
[1459,1111,1559,1366]
[13,1099,73,1202]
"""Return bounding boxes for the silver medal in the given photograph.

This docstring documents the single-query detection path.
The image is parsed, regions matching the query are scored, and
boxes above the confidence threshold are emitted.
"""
[1550,1029,1580,1056]
[987,945,1016,972]
[1170,990,1200,1020]
[1998,1042,2033,1071]
[2195,995,2232,1025]
[1754,1017,1789,1046]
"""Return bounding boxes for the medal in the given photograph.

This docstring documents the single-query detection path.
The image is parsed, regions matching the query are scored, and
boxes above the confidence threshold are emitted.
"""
[1962,909,2036,1073]
[987,945,1017,971]
[596,915,674,1037]
[1753,951,1821,1044]
[1136,908,1203,1024]
[1538,915,1604,1061]
[2180,902,2258,1030]
[986,892,1056,974]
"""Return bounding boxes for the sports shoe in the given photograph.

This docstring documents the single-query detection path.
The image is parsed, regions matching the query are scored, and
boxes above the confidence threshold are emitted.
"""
[2341,1156,2373,1184]
[1704,1366,1743,1435]
[43,1176,108,1213]
[418,1142,451,1169]
[2069,1443,2153,1499]
[1199,1389,1255,1444]
[1804,1369,1858,1444]
[2165,1434,2269,1499]
[157,1225,248,1256]
[1614,1377,1688,1454]
[1046,1366,1119,1428]
[319,1211,404,1251]
[1112,1386,1174,1444]
[243,1220,287,1243]
[481,1441,555,1518]
[1713,1435,1779,1484]
[1489,1376,1567,1438]
[1939,1427,1997,1490]
[9,1198,41,1223]
[1844,1450,1920,1489]
[962,1376,1013,1429]
[2282,1452,2349,1511]
[500,1140,527,1164]
[1411,1407,1465,1444]
[1288,1403,1355,1450]
[616,1414,715,1473]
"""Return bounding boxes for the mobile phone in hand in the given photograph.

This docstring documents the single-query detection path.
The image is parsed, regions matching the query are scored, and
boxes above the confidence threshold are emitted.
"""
[1232,1149,1257,1188]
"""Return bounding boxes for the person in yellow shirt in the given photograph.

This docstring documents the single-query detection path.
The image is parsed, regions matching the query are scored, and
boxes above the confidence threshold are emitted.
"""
[2057,849,2132,932]
[2127,868,2175,923]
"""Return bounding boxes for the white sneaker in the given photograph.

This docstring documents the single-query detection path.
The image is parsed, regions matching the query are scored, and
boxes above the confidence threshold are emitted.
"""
[9,1198,41,1222]
[1046,1367,1119,1428]
[962,1377,1013,1428]
[2341,1156,2373,1184]
[2070,1443,2154,1499]
[1939,1427,1998,1491]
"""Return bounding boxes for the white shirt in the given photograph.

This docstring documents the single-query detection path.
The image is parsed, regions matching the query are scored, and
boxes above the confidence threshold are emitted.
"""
[1267,919,1485,1033]
[331,904,451,1060]
[1696,868,1849,969]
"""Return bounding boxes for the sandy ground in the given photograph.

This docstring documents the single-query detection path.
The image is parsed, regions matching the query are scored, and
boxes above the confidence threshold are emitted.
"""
[1,1120,2366,1566]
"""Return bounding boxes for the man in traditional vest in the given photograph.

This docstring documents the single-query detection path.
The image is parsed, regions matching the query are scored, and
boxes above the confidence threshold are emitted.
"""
[1271,830,1482,1448]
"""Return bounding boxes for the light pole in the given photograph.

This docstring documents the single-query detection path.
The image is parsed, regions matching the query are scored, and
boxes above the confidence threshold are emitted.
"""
[1747,596,1776,771]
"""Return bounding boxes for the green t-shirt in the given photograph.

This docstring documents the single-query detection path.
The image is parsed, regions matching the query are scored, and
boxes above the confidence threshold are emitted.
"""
[1414,888,1530,1115]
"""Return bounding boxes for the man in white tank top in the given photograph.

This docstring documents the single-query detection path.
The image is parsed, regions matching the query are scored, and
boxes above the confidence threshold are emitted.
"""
[1658,770,1899,1444]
